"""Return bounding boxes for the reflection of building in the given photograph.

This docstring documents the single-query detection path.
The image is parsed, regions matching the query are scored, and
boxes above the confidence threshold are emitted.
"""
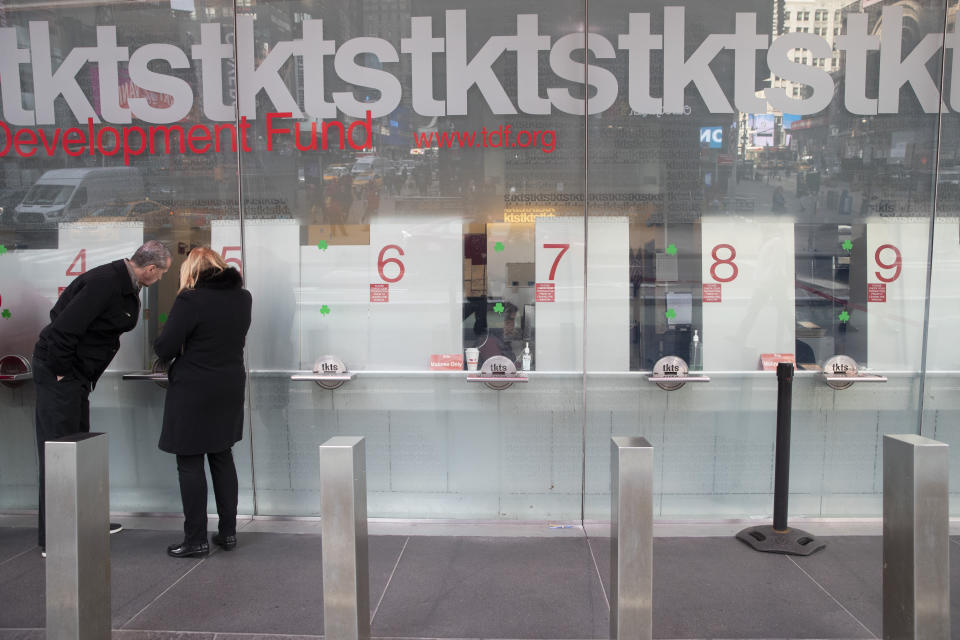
[740,0,854,174]
[359,0,414,157]
[737,112,785,160]
[787,0,957,215]
[773,0,853,99]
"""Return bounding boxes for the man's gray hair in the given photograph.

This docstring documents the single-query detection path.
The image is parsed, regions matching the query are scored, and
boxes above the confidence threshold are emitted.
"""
[130,240,172,268]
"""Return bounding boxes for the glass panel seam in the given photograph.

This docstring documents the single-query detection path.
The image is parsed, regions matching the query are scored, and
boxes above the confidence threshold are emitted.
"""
[581,0,589,527]
[916,0,952,437]
[230,0,258,516]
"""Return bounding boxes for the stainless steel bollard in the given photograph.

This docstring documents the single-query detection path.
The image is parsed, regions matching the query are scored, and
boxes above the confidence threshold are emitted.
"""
[883,434,949,639]
[319,436,370,640]
[610,436,653,640]
[45,433,111,640]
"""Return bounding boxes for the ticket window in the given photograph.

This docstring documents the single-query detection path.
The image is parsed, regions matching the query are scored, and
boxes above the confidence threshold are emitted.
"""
[628,224,703,371]
[0,3,244,514]
[794,223,868,368]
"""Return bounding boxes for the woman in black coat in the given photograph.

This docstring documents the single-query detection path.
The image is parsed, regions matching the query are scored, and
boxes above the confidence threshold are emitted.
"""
[154,247,252,558]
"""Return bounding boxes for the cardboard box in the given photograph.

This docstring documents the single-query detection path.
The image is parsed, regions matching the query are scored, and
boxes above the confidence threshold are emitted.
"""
[305,224,370,246]
[470,265,485,281]
[796,320,826,338]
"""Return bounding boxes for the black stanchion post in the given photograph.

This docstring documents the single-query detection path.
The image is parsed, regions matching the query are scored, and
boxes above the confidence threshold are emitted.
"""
[736,362,825,556]
[773,361,792,532]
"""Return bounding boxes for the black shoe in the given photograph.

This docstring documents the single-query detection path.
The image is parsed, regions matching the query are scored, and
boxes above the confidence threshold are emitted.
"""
[166,541,209,558]
[212,533,237,550]
[109,522,123,534]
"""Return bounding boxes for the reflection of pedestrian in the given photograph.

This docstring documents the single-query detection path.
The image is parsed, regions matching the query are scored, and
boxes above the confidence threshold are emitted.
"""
[772,186,786,212]
[415,164,429,195]
[308,183,323,223]
[154,248,251,558]
[365,174,382,214]
[33,240,172,556]
[338,173,354,214]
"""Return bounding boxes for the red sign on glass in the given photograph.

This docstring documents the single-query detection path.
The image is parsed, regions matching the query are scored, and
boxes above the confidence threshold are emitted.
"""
[702,283,722,303]
[430,354,464,370]
[868,283,886,303]
[536,283,555,302]
[370,283,389,303]
[759,353,796,371]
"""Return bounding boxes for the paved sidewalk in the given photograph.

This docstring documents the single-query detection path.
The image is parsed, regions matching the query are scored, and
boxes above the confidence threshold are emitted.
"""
[1,516,957,639]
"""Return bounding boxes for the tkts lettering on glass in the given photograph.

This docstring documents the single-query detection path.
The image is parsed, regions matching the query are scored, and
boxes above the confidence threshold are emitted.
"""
[0,6,951,128]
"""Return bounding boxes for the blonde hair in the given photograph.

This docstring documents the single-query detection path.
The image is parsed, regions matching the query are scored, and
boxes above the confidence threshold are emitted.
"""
[178,247,230,293]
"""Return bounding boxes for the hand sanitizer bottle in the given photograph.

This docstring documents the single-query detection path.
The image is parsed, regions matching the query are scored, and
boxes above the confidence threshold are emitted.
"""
[522,342,532,371]
[689,330,703,371]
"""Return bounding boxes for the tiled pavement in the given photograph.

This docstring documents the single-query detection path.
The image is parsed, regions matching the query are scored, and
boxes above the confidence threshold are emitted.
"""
[1,516,958,639]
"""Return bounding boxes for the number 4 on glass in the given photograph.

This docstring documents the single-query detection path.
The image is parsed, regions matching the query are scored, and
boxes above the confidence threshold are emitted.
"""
[66,249,86,276]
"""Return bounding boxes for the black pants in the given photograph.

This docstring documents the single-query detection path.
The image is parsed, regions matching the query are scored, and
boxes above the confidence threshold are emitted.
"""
[176,449,238,545]
[33,357,91,548]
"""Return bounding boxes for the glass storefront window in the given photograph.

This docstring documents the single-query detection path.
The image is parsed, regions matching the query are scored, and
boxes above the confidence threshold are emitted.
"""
[0,0,250,514]
[0,0,957,520]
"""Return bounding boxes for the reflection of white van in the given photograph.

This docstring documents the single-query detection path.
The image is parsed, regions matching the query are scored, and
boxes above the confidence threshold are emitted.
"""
[14,167,145,224]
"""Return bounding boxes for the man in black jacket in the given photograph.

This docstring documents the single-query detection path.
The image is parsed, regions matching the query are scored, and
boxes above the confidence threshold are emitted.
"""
[33,239,172,555]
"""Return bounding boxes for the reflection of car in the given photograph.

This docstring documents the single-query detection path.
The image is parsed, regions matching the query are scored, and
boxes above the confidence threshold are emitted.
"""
[15,167,145,224]
[351,156,390,193]
[323,164,350,183]
[84,199,173,225]
[937,167,960,207]
[937,166,960,185]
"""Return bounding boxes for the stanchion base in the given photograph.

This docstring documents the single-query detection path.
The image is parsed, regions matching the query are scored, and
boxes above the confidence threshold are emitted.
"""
[735,525,826,556]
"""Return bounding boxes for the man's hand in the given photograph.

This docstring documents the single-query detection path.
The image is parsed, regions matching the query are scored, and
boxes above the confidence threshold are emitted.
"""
[56,376,64,382]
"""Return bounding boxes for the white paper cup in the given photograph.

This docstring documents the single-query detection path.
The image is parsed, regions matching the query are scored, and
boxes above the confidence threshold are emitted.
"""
[465,348,480,371]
